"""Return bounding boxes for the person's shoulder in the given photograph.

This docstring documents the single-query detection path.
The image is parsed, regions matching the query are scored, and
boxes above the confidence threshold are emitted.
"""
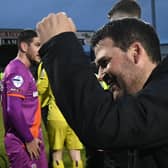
[5,59,28,79]
[6,59,20,70]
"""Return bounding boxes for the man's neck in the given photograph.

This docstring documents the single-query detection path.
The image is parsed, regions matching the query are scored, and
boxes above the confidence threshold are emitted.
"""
[16,51,31,68]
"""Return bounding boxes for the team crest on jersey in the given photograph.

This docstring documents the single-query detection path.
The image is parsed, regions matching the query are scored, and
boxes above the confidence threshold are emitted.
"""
[12,75,24,88]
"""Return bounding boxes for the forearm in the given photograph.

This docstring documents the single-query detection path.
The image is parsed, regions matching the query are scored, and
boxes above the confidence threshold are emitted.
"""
[7,96,33,142]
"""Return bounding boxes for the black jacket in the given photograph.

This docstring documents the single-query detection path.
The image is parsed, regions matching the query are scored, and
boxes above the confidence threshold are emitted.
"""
[40,32,168,168]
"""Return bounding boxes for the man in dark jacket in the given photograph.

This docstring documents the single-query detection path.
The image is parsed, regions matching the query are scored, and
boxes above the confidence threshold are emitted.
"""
[36,13,168,167]
[86,1,142,167]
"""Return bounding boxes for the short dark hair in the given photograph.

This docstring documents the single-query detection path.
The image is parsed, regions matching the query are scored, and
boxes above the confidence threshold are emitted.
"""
[17,29,38,49]
[108,0,141,19]
[91,18,161,64]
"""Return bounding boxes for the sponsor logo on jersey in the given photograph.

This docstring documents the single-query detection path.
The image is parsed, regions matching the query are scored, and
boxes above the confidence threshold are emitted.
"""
[31,163,37,168]
[33,91,38,97]
[12,75,24,88]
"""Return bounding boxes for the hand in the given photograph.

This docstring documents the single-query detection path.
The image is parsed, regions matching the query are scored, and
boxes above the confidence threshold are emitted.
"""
[36,12,76,45]
[25,138,42,160]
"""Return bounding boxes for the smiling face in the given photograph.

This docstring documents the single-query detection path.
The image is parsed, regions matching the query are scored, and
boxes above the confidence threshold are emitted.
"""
[95,37,142,99]
[92,19,160,99]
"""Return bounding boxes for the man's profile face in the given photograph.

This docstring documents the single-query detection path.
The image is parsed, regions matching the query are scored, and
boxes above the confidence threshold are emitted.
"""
[95,37,138,99]
[26,37,41,64]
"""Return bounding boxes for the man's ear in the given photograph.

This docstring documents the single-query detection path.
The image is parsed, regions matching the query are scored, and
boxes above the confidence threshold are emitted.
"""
[20,42,28,53]
[129,42,141,64]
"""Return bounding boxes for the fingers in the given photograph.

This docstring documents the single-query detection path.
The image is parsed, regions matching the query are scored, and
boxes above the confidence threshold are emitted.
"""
[38,138,42,144]
[30,148,40,160]
[25,138,42,160]
[29,150,34,160]
[68,17,76,32]
[36,12,76,45]
[33,144,40,160]
[27,145,40,160]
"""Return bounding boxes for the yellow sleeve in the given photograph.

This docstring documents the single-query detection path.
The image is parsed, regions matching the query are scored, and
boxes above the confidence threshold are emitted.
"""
[0,72,3,80]
[95,73,109,90]
[37,63,50,107]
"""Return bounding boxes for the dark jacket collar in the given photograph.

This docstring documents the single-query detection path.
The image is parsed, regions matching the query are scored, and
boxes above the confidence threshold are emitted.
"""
[143,56,168,88]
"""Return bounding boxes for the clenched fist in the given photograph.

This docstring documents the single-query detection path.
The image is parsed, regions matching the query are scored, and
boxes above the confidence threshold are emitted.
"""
[36,12,76,45]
